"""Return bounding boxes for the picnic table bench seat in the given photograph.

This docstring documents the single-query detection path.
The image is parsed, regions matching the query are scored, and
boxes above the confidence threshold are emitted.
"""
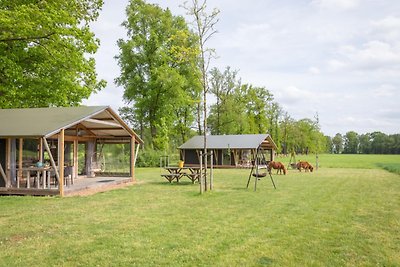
[182,173,200,183]
[161,173,182,183]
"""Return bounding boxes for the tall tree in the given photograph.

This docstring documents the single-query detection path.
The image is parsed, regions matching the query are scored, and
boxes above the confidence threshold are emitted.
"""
[266,101,282,150]
[370,131,388,154]
[358,133,371,154]
[343,131,359,154]
[243,85,272,134]
[116,0,201,150]
[208,66,240,135]
[184,0,219,192]
[280,112,295,154]
[332,133,344,154]
[0,0,106,108]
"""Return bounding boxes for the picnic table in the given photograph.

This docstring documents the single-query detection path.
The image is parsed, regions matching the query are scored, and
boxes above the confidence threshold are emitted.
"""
[161,166,203,183]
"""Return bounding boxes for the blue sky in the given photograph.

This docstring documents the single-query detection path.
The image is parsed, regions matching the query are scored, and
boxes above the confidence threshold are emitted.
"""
[84,0,400,136]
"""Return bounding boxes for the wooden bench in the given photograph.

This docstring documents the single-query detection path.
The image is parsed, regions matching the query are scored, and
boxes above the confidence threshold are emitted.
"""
[161,174,182,183]
[183,173,200,184]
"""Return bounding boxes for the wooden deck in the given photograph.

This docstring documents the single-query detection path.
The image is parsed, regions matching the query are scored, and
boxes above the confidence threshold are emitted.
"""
[64,176,133,196]
[0,176,133,196]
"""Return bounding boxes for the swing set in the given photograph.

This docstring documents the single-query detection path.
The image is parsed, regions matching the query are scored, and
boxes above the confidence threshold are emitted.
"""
[246,147,276,191]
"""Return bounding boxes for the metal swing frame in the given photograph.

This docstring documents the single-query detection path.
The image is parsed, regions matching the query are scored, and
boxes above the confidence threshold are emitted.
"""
[246,147,276,191]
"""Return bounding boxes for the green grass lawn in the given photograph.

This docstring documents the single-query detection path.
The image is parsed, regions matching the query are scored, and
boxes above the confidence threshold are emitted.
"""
[1,155,400,266]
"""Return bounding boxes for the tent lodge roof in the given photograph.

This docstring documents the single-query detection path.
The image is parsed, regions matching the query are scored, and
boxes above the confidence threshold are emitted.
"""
[179,134,277,150]
[0,106,142,143]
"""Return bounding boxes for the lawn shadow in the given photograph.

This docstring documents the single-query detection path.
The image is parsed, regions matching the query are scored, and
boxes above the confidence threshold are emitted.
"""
[231,186,251,191]
[258,256,274,266]
[148,181,196,186]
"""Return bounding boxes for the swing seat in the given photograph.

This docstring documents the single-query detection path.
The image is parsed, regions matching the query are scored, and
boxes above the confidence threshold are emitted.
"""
[252,172,267,178]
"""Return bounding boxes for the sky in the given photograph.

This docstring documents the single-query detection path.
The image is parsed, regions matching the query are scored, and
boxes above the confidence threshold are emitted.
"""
[83,0,400,136]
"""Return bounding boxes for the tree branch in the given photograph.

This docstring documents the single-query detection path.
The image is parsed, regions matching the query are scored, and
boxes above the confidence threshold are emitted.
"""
[0,32,56,43]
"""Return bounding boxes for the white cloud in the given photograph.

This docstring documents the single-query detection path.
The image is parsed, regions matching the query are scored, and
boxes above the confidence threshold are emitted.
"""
[327,59,346,71]
[308,67,321,74]
[221,23,272,50]
[371,16,400,41]
[311,0,360,10]
[372,84,397,97]
[377,109,400,120]
[326,41,400,73]
[275,86,313,105]
[353,41,400,68]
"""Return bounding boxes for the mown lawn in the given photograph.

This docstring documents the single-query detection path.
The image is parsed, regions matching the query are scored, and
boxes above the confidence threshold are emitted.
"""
[1,155,399,266]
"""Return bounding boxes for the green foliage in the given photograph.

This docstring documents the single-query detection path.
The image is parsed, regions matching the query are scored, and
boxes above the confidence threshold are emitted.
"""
[332,133,344,154]
[136,149,160,167]
[0,0,106,108]
[208,67,330,154]
[340,131,400,154]
[1,157,400,266]
[343,131,359,154]
[116,0,201,149]
[208,67,279,136]
[208,67,240,135]
[279,116,329,154]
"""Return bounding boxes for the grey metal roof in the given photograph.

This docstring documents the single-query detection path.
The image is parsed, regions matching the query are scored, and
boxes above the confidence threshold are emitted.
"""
[0,106,143,143]
[179,134,277,150]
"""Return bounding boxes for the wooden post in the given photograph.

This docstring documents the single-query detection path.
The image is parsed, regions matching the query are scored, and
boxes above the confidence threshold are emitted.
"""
[254,148,259,191]
[199,152,204,194]
[130,136,135,182]
[43,138,60,182]
[6,138,11,188]
[210,151,213,191]
[18,138,23,188]
[85,141,95,177]
[39,138,43,163]
[73,139,78,181]
[0,163,6,187]
[59,130,65,197]
[26,171,30,188]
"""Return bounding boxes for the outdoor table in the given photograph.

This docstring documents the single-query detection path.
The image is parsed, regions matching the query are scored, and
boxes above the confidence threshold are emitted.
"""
[17,166,51,189]
[162,166,204,183]
[182,167,203,183]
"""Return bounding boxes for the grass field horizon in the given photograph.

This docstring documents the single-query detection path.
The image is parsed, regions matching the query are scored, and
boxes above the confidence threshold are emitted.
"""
[1,154,399,266]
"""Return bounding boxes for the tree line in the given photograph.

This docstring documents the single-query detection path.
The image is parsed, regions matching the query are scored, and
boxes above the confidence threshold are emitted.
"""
[1,0,398,157]
[332,132,400,154]
[116,0,331,156]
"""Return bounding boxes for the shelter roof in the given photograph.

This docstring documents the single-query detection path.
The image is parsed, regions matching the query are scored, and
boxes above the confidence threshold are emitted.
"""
[179,134,277,150]
[0,106,143,143]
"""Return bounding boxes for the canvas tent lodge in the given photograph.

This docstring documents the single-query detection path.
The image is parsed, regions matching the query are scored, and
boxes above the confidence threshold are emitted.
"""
[179,134,277,168]
[0,106,143,196]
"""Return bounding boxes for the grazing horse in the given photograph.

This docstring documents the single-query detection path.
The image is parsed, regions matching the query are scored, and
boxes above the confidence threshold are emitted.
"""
[296,161,314,172]
[268,161,287,175]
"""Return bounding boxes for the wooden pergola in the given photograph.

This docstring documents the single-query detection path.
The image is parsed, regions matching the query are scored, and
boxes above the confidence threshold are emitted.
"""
[0,106,143,196]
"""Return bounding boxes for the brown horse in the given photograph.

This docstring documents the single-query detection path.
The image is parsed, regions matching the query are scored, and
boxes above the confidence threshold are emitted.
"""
[296,161,314,172]
[268,161,287,175]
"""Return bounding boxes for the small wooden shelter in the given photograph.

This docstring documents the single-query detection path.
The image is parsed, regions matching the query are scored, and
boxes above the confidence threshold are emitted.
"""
[0,106,143,196]
[179,134,277,168]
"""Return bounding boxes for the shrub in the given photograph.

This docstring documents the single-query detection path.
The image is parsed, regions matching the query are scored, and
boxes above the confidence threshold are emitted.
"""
[136,148,180,167]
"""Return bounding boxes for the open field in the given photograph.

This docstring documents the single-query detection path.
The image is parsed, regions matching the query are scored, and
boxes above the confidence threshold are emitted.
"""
[276,153,400,170]
[1,155,399,266]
